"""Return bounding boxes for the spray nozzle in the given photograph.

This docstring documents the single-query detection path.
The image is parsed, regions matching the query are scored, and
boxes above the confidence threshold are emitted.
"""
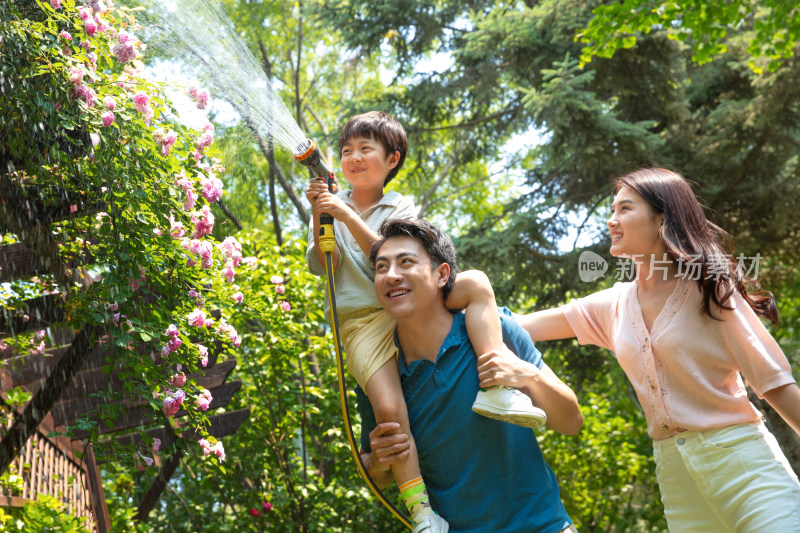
[293,139,315,162]
[293,139,333,191]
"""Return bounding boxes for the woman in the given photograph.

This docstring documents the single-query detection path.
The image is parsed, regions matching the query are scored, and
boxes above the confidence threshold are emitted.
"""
[509,168,800,530]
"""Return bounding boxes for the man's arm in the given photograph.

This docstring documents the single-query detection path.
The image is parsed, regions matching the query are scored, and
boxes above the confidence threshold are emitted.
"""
[477,348,583,435]
[495,310,583,435]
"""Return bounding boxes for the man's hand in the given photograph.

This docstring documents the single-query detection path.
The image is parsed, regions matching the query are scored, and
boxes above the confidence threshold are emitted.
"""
[369,422,410,471]
[476,345,538,389]
[361,422,410,488]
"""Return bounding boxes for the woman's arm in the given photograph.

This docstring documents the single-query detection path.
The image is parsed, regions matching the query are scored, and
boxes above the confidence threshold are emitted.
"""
[516,308,576,342]
[762,383,800,437]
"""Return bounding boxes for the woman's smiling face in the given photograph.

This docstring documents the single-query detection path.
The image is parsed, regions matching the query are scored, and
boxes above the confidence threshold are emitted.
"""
[607,186,666,259]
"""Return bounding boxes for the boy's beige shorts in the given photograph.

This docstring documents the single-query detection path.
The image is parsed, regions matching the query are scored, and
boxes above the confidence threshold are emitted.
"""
[340,308,398,390]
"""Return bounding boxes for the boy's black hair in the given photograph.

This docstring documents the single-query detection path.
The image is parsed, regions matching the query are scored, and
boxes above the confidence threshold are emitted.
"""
[338,111,408,186]
[370,218,459,301]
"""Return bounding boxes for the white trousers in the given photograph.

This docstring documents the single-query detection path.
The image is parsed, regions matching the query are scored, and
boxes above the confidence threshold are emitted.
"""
[652,421,800,532]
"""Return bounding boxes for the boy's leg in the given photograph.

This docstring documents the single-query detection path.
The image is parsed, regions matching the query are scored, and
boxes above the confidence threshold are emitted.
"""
[365,360,448,532]
[452,271,547,429]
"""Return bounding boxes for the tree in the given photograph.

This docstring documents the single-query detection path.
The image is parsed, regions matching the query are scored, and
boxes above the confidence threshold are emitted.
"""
[578,0,800,72]
[313,0,800,528]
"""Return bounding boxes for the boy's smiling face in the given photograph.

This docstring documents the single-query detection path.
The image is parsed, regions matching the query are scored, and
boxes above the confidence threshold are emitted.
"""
[340,136,400,193]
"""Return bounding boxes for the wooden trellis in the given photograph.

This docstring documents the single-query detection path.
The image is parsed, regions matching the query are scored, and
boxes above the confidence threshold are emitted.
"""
[0,175,250,530]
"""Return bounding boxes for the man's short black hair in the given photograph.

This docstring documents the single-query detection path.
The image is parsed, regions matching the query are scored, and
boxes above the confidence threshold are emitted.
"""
[370,218,459,300]
[338,111,408,186]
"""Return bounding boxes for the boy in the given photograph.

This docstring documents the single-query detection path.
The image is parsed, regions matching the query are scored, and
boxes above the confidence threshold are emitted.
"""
[305,111,545,533]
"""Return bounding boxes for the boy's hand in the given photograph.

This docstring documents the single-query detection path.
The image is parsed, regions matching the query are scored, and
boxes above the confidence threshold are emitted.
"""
[305,178,330,205]
[313,190,350,221]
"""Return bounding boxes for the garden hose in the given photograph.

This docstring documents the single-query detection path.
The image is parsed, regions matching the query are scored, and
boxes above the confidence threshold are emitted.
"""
[293,141,413,530]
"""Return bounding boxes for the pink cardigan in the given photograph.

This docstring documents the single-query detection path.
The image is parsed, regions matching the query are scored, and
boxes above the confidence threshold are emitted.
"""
[562,278,796,440]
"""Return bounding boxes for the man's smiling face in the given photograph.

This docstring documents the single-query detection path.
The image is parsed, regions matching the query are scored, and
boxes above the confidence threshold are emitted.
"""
[373,236,448,320]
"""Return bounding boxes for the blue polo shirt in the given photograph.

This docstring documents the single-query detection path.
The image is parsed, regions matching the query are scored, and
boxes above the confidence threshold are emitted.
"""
[357,308,573,533]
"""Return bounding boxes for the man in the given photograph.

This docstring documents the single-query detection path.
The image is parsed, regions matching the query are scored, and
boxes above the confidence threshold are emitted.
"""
[358,218,583,533]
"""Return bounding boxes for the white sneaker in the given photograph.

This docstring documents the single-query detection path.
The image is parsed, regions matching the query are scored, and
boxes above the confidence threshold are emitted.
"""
[472,386,547,428]
[412,514,449,533]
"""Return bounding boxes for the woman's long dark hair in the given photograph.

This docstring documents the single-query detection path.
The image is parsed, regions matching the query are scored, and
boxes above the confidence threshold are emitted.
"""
[615,168,778,324]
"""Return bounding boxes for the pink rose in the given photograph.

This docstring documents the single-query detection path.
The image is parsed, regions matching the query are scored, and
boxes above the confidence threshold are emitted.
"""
[196,131,214,151]
[104,96,116,110]
[196,389,212,411]
[210,441,225,461]
[280,301,291,312]
[275,284,285,295]
[218,237,241,264]
[78,6,92,20]
[113,41,136,63]
[84,19,97,37]
[197,240,213,261]
[196,88,210,110]
[200,174,223,202]
[191,205,215,238]
[184,188,198,211]
[135,453,153,471]
[165,324,179,337]
[95,16,108,33]
[169,215,185,239]
[132,91,149,112]
[198,347,209,368]
[151,438,161,454]
[171,371,186,388]
[198,438,211,455]
[101,111,114,127]
[59,30,72,40]
[270,275,284,284]
[222,260,235,284]
[187,309,207,327]
[68,67,84,84]
[167,337,181,352]
[162,397,178,417]
[242,256,257,268]
[232,291,243,303]
[117,30,133,44]
[50,0,62,9]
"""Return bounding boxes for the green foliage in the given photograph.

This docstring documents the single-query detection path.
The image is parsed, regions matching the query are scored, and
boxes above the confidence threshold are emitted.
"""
[541,393,666,531]
[0,494,90,533]
[102,232,401,532]
[578,0,800,71]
